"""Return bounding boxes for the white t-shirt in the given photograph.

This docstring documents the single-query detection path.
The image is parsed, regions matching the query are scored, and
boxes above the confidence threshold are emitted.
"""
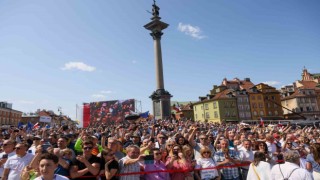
[196,158,219,180]
[3,153,34,180]
[238,147,254,169]
[247,161,271,180]
[270,162,313,180]
[34,174,70,180]
[0,151,16,177]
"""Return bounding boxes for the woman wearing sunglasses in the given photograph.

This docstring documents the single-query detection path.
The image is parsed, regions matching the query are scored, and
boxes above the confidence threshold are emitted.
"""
[195,147,220,180]
[99,148,119,180]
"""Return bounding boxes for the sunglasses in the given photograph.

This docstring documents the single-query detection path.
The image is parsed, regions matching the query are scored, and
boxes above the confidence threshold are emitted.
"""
[202,152,211,154]
[103,153,114,156]
[154,153,161,155]
[167,144,173,147]
[83,147,93,150]
[173,148,180,151]
[287,143,292,145]
[159,137,166,139]
[200,138,208,140]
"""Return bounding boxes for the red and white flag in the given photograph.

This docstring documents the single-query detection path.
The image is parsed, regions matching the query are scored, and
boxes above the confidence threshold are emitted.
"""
[33,122,40,129]
[260,117,264,126]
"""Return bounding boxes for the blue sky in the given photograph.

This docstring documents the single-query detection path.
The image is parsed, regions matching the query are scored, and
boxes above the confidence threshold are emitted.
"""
[1,0,319,120]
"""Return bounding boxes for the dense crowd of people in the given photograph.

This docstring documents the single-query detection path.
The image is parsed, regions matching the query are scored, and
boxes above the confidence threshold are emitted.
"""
[0,117,320,180]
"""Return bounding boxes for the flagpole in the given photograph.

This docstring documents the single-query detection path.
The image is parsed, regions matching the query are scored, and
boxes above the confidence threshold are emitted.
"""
[76,104,78,121]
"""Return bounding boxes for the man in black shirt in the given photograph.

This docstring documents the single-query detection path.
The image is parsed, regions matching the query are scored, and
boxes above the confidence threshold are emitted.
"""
[70,140,100,180]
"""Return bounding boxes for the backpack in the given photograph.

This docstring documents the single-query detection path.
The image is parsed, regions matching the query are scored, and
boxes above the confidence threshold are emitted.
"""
[279,164,299,180]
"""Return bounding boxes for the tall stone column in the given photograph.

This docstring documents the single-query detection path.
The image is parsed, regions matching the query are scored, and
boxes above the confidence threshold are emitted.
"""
[144,1,172,120]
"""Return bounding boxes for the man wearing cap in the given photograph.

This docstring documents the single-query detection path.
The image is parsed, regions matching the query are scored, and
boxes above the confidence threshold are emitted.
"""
[28,135,42,155]
[0,140,16,179]
[154,133,167,149]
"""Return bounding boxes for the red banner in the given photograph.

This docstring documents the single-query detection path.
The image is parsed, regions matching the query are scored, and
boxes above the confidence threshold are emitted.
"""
[83,103,90,128]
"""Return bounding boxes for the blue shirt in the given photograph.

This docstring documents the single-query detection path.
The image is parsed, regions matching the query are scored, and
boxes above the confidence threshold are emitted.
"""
[55,158,71,176]
[214,149,240,179]
[306,154,320,173]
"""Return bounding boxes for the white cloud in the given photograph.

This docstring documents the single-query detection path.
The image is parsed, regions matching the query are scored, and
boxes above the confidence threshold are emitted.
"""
[263,81,281,86]
[100,90,113,94]
[177,23,206,39]
[61,62,96,72]
[91,94,106,99]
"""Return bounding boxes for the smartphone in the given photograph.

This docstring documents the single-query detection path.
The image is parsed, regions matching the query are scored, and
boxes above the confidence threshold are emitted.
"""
[2,154,8,159]
[150,138,155,143]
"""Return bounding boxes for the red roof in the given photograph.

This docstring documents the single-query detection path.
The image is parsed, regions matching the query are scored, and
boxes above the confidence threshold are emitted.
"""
[297,81,319,89]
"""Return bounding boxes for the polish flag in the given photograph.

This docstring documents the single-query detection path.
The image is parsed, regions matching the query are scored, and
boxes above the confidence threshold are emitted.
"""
[260,117,264,126]
[33,122,40,129]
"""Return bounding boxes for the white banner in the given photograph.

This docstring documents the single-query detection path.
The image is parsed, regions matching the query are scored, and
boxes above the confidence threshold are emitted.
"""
[39,116,52,123]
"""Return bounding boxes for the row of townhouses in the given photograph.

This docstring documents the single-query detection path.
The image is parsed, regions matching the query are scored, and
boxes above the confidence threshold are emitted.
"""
[173,68,320,123]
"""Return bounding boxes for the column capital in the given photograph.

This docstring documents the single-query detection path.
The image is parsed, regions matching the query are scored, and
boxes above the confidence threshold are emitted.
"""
[150,31,163,40]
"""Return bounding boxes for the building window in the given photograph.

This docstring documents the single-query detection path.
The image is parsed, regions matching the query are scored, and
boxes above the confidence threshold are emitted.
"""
[252,103,257,108]
[258,95,262,100]
[251,96,255,100]
[213,102,217,109]
[205,104,209,110]
[268,111,272,116]
[214,111,218,118]
[253,111,257,116]
[205,112,210,118]
[259,103,263,108]
[260,111,264,116]
[267,103,271,108]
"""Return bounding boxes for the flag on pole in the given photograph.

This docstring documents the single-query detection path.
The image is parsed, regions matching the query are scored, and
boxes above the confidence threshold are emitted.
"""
[18,122,24,128]
[33,122,40,129]
[173,104,181,112]
[140,111,149,118]
[260,117,264,126]
[27,121,33,131]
